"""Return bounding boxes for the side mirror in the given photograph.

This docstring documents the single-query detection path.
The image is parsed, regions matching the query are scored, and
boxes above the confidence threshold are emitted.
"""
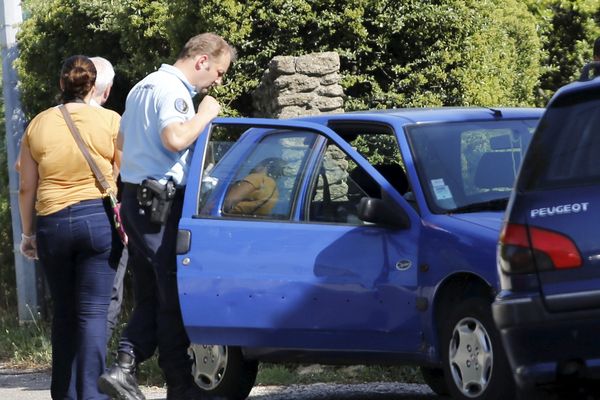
[357,197,410,229]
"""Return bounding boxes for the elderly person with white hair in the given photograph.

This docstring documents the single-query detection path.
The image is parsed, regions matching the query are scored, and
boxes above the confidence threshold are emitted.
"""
[90,56,115,107]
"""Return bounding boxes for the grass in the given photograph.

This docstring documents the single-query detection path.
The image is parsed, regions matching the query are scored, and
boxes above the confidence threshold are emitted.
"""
[0,309,52,370]
[0,305,424,388]
[256,364,423,386]
[126,358,424,388]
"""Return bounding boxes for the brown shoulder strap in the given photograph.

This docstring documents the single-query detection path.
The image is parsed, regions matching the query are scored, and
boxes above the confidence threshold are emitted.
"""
[58,105,112,193]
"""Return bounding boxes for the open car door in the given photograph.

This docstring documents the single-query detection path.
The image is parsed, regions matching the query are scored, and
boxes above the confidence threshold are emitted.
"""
[177,118,421,353]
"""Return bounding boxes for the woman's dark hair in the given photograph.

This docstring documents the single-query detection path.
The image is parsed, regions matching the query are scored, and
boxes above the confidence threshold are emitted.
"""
[60,55,96,103]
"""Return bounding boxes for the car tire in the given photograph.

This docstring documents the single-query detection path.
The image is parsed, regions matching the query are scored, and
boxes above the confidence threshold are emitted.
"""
[516,387,549,400]
[420,366,449,396]
[188,344,258,400]
[441,297,515,400]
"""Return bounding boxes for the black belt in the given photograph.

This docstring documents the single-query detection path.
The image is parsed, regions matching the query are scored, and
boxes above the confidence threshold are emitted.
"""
[121,182,185,199]
[122,182,185,190]
[122,182,140,192]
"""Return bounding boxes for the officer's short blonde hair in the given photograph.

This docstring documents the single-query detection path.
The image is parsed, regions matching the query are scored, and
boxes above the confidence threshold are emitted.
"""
[178,32,237,63]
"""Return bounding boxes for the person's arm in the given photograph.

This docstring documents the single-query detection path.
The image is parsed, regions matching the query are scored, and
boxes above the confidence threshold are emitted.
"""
[160,95,221,152]
[18,142,39,259]
[14,145,22,173]
[113,147,122,181]
[223,180,256,212]
[113,128,122,180]
[116,130,124,151]
[18,142,38,236]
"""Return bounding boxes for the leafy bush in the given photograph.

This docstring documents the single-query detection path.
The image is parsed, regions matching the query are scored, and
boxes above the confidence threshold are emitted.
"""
[524,0,600,104]
[16,0,544,120]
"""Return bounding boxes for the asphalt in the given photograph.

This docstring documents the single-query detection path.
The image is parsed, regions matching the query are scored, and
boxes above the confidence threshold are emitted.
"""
[0,364,438,400]
[0,366,165,400]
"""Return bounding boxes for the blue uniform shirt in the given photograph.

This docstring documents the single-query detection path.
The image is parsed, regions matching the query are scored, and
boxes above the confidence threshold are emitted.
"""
[120,64,197,186]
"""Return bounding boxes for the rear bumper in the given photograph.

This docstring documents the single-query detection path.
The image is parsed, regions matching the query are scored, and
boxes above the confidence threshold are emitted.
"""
[492,294,600,388]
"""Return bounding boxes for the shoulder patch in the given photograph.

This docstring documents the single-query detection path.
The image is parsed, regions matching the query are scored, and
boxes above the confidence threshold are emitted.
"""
[174,98,189,114]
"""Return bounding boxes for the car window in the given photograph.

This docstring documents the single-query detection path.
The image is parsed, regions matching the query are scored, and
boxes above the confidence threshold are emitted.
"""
[326,121,413,200]
[307,141,378,225]
[197,125,318,220]
[406,119,537,213]
[520,96,600,191]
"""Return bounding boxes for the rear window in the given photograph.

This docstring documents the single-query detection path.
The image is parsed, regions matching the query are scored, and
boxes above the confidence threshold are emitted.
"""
[519,93,600,191]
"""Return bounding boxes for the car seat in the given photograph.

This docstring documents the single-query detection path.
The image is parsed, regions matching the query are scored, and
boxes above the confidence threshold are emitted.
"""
[474,152,521,189]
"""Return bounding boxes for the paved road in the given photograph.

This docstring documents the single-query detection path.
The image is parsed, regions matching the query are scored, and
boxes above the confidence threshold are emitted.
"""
[0,365,439,400]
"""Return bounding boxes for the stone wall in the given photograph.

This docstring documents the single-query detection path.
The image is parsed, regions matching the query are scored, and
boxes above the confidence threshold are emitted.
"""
[252,52,345,118]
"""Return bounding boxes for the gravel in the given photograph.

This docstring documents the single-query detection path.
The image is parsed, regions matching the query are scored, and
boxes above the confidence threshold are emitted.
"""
[0,365,439,400]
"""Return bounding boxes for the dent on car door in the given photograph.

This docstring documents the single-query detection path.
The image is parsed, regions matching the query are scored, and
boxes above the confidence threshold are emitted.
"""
[178,120,421,353]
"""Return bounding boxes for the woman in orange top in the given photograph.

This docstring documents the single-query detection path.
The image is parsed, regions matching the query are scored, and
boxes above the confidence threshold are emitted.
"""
[223,157,285,216]
[18,55,121,400]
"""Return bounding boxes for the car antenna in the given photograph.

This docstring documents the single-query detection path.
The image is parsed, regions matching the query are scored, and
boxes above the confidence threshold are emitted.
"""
[488,108,502,118]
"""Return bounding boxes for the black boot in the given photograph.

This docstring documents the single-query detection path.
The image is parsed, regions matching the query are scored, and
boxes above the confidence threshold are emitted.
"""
[166,384,204,400]
[97,352,146,400]
[165,373,206,400]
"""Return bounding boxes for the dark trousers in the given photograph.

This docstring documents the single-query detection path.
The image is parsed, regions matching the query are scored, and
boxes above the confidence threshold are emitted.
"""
[117,184,192,385]
[106,247,128,342]
[36,199,116,400]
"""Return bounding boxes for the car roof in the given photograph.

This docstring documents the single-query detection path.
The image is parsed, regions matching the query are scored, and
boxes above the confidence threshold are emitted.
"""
[294,107,544,126]
[549,76,600,104]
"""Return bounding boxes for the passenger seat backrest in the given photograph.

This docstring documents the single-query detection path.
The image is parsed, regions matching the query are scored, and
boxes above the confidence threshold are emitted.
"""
[374,163,409,195]
[348,167,380,198]
[474,152,520,189]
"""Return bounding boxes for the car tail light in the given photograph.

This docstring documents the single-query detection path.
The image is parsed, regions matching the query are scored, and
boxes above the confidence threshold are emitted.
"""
[499,223,582,274]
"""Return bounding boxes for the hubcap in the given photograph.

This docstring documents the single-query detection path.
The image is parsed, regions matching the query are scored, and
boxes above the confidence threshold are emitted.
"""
[448,317,493,398]
[188,344,228,390]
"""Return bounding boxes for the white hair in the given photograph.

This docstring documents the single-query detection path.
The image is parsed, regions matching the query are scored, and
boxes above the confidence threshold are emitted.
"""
[90,56,115,93]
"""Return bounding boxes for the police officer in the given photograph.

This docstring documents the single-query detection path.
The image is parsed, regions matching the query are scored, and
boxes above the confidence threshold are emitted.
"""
[98,33,236,400]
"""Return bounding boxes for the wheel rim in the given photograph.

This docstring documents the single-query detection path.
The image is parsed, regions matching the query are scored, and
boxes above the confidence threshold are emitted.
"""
[188,344,228,391]
[448,317,493,398]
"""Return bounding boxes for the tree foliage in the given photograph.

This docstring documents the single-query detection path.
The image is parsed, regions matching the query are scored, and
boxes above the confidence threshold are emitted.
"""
[524,0,600,103]
[14,0,558,120]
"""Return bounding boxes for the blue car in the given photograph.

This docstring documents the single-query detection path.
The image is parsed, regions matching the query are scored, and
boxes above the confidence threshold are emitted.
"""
[493,65,600,398]
[176,107,543,400]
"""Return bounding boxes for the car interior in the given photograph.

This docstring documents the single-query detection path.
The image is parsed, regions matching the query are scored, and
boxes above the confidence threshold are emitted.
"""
[307,121,412,224]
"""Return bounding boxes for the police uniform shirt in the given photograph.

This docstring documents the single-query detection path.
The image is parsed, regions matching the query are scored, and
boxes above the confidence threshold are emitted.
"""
[119,64,197,186]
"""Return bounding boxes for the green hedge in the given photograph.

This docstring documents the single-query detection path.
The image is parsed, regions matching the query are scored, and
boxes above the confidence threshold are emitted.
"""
[14,0,559,119]
[524,0,600,103]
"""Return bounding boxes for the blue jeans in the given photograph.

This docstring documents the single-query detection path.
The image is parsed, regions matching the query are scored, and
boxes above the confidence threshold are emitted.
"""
[117,184,192,386]
[36,199,117,400]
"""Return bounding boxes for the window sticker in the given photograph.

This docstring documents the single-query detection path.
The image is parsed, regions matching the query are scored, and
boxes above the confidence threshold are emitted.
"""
[431,178,453,200]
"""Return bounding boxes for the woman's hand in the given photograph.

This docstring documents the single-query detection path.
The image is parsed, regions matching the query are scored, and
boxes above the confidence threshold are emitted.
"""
[19,233,38,260]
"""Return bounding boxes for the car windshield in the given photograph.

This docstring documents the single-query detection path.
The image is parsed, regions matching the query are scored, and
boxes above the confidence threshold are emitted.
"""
[406,119,538,214]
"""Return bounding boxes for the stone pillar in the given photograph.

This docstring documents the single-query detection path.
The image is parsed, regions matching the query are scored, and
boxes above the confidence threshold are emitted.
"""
[252,52,345,118]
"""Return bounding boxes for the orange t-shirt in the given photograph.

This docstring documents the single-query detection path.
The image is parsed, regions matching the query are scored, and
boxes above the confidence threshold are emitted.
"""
[23,105,120,216]
[230,172,279,215]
